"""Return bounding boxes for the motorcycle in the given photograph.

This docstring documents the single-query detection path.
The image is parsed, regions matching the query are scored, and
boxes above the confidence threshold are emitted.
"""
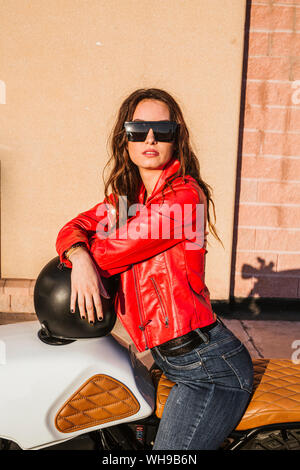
[0,258,300,451]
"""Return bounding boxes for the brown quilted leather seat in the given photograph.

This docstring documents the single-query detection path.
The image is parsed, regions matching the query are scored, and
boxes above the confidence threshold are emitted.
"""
[55,374,140,433]
[154,359,300,431]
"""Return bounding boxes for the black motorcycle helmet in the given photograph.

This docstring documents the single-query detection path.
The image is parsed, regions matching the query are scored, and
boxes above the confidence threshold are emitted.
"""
[34,256,119,345]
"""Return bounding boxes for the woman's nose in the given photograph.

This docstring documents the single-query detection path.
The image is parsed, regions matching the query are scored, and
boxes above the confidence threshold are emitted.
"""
[145,128,157,144]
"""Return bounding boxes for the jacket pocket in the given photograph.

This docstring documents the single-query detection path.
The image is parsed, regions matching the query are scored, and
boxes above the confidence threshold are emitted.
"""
[184,247,206,294]
[150,277,169,328]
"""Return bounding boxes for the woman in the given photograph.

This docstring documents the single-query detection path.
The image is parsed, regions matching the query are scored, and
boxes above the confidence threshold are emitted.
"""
[56,88,253,450]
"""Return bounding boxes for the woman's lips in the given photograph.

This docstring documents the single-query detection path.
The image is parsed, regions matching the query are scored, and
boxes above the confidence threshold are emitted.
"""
[142,150,159,156]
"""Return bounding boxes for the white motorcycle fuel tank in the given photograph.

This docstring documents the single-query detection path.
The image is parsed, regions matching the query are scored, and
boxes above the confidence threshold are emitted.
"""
[0,321,155,450]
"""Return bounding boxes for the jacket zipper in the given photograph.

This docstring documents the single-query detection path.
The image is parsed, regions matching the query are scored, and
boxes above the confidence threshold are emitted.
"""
[150,277,169,328]
[132,264,149,350]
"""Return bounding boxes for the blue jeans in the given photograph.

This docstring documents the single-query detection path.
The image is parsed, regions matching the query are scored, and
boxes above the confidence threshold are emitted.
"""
[151,320,254,450]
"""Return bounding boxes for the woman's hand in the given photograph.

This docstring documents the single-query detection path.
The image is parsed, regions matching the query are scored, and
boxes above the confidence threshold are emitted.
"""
[69,248,110,323]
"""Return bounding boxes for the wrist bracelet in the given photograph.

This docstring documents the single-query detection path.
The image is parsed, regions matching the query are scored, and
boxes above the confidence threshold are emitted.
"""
[65,242,87,260]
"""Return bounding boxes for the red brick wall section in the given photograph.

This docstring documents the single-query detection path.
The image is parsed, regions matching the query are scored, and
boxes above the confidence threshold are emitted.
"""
[235,0,300,299]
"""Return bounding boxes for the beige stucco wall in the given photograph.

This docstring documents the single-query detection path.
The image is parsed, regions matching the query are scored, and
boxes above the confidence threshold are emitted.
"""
[0,0,246,300]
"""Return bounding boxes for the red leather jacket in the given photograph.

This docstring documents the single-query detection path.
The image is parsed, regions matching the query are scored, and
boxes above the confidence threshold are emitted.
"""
[56,157,216,352]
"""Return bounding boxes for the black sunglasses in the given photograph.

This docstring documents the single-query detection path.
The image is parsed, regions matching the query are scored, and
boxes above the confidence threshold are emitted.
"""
[124,120,178,142]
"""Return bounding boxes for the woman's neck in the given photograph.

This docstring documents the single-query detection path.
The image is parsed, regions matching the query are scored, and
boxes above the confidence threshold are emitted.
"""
[140,167,162,201]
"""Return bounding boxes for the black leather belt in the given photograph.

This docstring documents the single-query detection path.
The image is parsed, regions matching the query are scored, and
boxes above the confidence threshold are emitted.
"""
[155,320,218,357]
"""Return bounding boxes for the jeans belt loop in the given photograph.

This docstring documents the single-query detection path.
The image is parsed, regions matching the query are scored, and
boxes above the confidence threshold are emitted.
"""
[152,346,166,362]
[194,328,210,344]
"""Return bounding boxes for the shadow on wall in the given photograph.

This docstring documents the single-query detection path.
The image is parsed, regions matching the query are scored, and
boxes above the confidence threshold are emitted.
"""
[213,256,300,320]
[241,258,300,299]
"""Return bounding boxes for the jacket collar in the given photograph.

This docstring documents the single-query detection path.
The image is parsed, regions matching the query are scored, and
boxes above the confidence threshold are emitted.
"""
[137,157,181,204]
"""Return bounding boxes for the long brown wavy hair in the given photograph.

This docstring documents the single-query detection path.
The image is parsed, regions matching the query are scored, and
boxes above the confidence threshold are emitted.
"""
[102,88,223,247]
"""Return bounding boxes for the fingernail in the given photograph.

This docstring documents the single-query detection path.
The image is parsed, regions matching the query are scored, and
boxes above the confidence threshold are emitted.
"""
[98,317,103,321]
[81,316,85,320]
[90,320,94,324]
[70,309,74,313]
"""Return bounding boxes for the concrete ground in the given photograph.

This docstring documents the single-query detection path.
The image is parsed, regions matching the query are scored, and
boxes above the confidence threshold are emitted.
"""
[220,317,300,361]
[111,316,300,368]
